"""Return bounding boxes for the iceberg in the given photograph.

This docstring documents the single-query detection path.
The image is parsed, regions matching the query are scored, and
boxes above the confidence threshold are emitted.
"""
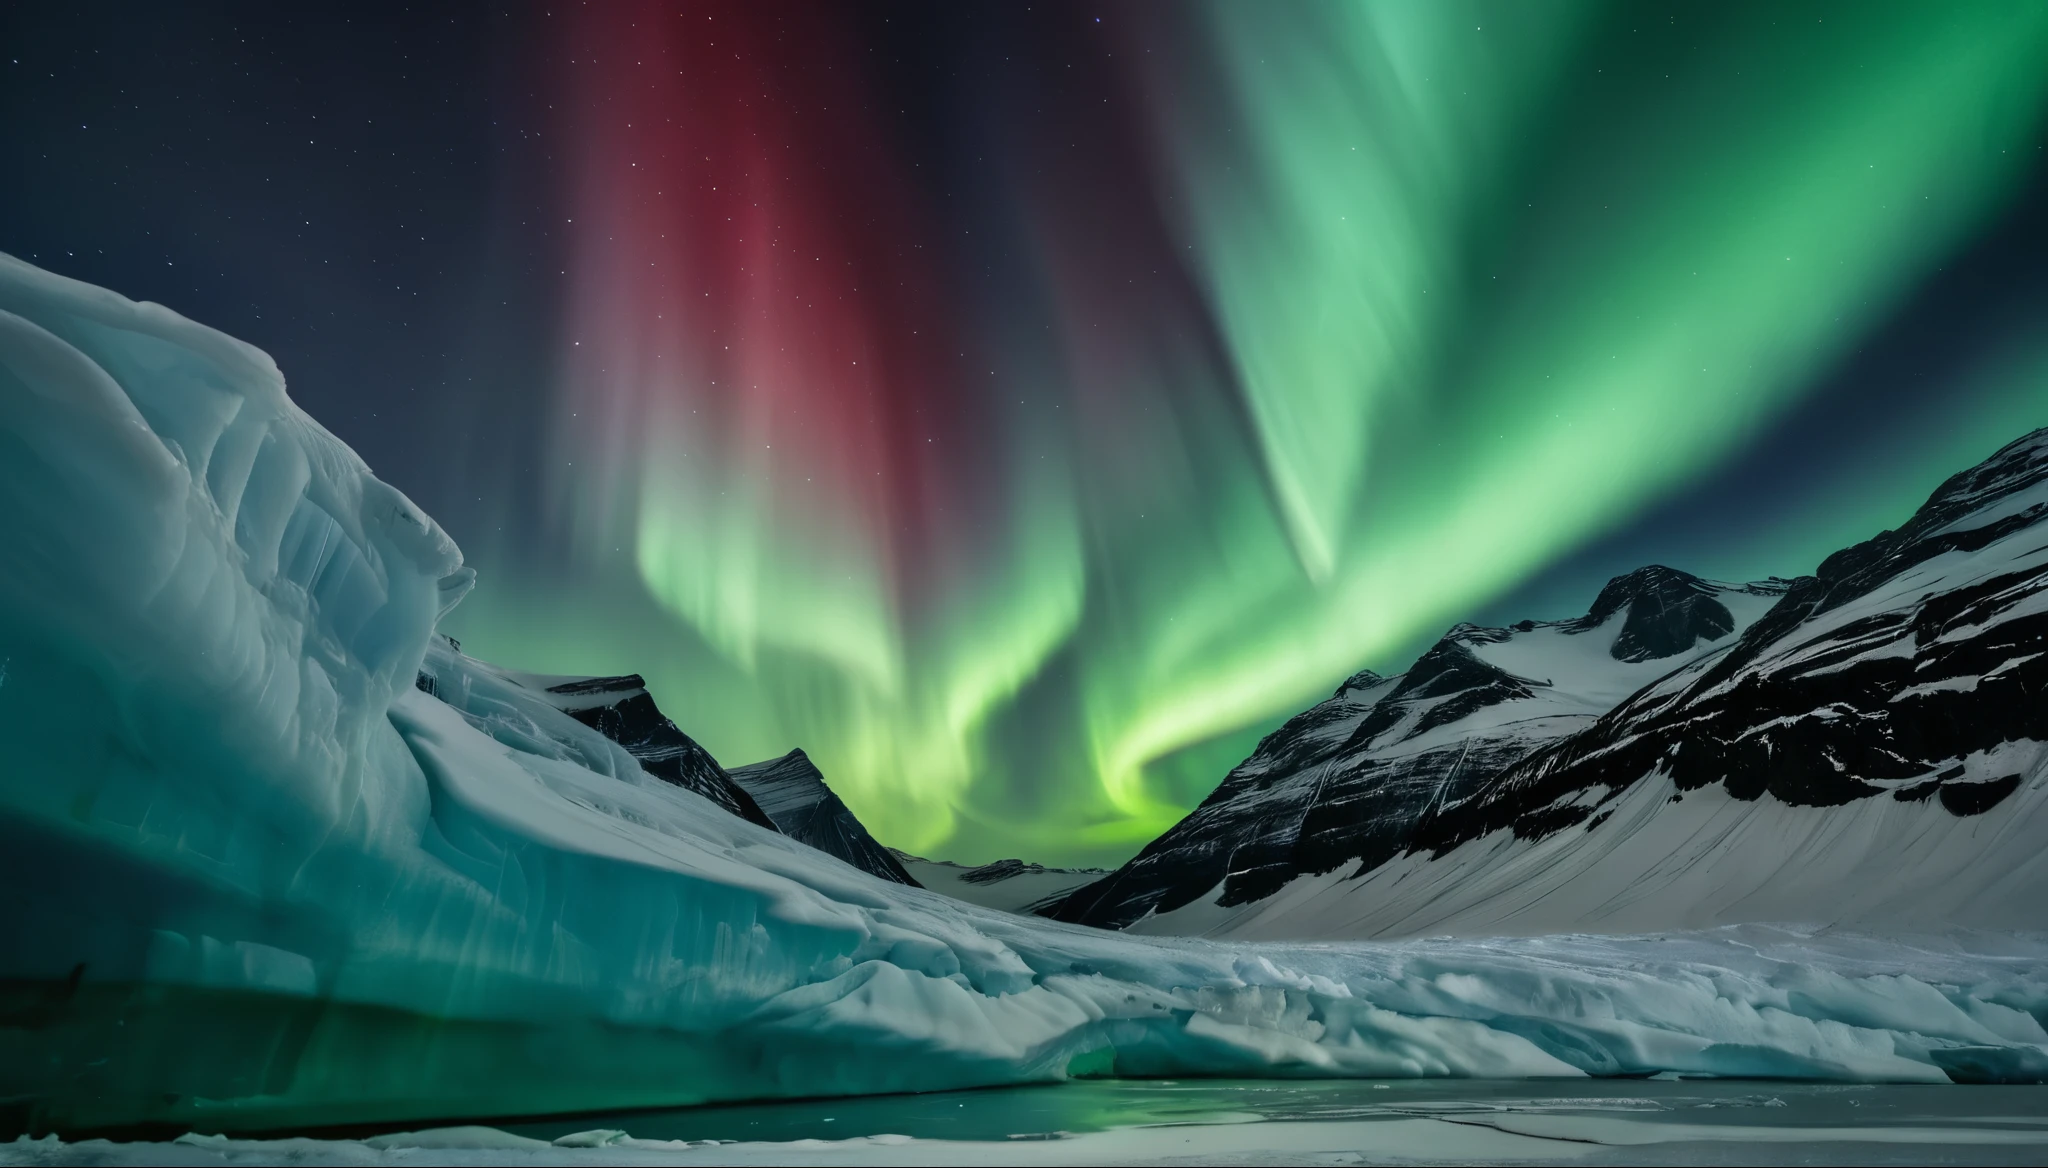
[1,254,2045,1136]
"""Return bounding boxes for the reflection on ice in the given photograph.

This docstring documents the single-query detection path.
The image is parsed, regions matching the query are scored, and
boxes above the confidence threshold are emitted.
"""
[9,1081,2048,1166]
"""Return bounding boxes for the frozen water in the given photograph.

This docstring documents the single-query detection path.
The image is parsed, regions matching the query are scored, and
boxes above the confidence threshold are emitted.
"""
[2,254,2047,1136]
[7,1081,2048,1165]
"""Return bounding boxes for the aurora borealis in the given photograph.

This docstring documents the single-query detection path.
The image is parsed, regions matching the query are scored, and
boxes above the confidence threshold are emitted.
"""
[7,2,2048,864]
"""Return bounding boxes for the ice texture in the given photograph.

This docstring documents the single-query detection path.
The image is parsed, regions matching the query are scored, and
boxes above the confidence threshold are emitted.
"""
[1,254,2046,1135]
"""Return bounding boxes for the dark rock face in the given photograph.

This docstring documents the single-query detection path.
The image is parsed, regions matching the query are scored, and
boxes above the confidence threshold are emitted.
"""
[542,675,778,831]
[1051,428,2048,934]
[728,750,921,887]
[1049,570,1787,930]
[1566,565,1746,661]
[1417,428,2048,852]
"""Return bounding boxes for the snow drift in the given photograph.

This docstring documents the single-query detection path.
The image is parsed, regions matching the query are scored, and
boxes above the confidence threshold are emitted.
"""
[1,255,2045,1136]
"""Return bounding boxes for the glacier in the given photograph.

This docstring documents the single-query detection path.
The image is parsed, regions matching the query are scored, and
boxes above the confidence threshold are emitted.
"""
[1,253,2046,1136]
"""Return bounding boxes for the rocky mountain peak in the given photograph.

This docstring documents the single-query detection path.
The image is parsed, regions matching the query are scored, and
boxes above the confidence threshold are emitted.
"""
[1570,565,1736,662]
[1332,668,1386,698]
[1709,428,2048,686]
[1393,639,1530,702]
[537,674,779,830]
[729,750,921,887]
[1908,426,2048,531]
[543,672,649,699]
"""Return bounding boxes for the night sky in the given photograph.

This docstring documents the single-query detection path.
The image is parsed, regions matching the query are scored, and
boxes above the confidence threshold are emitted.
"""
[6,1,2047,865]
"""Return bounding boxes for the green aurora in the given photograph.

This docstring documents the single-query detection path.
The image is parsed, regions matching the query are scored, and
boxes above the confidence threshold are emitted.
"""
[440,1,2048,866]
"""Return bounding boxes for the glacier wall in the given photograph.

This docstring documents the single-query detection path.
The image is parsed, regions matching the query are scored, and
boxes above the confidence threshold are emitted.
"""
[1,255,2045,1134]
[0,251,468,993]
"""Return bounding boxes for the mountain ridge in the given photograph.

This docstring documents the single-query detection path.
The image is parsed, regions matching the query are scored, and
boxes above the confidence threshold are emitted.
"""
[1050,428,2048,937]
[1050,567,1791,929]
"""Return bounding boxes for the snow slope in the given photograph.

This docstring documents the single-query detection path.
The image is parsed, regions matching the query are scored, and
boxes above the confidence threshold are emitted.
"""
[1122,431,2048,940]
[2,255,2045,1136]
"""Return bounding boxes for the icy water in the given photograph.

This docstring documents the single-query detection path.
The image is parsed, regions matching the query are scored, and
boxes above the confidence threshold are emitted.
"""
[491,1079,2048,1163]
[12,1079,2048,1165]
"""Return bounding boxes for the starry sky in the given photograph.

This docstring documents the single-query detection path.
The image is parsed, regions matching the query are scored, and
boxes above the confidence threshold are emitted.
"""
[6,1,2048,865]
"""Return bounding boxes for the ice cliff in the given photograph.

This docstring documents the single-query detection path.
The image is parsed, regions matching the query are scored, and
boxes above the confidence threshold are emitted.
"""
[1,255,2044,1136]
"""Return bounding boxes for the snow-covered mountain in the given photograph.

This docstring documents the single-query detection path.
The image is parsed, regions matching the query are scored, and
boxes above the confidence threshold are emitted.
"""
[727,750,920,886]
[1055,431,2048,940]
[890,852,1109,914]
[1051,568,1790,929]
